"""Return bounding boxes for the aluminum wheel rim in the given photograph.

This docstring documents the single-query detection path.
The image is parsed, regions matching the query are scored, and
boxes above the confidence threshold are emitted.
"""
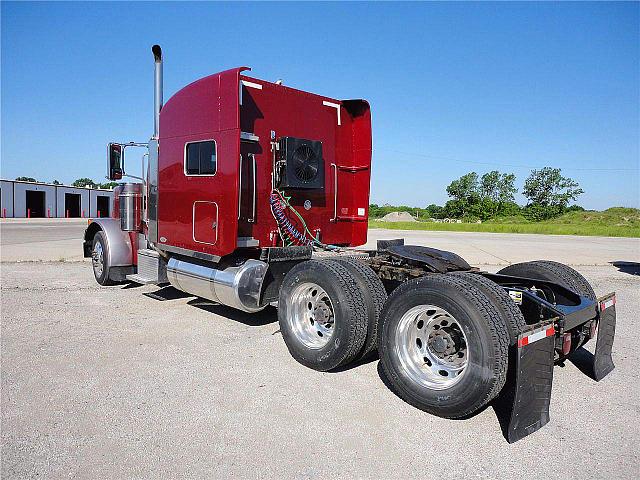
[92,241,104,278]
[395,304,468,390]
[287,282,335,349]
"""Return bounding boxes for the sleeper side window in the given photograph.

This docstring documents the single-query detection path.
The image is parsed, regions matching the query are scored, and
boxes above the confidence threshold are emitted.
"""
[185,140,217,175]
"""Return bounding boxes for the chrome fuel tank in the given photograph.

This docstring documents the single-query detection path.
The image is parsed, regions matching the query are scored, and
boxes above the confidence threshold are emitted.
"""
[166,257,267,313]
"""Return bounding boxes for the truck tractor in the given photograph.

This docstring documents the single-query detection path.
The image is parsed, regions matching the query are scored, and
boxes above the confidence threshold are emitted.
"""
[84,45,616,442]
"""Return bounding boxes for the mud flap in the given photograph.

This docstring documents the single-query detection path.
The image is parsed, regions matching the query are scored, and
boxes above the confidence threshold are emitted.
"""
[506,322,556,443]
[593,294,616,381]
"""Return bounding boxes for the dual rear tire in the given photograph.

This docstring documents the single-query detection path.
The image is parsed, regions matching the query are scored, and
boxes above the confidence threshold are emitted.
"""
[279,259,591,419]
[279,260,517,418]
[377,274,512,418]
[278,259,384,371]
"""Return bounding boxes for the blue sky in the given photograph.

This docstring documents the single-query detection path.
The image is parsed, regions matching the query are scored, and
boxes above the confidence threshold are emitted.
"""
[2,1,638,209]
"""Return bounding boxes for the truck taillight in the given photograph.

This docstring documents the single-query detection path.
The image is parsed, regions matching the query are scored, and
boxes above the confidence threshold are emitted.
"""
[562,333,572,356]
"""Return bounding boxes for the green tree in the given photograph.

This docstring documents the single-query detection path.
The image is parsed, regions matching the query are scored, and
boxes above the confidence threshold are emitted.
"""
[446,172,480,202]
[523,167,583,220]
[52,179,61,185]
[480,171,501,202]
[98,182,119,190]
[524,167,583,207]
[424,204,444,219]
[446,172,480,217]
[479,170,518,217]
[72,177,95,188]
[16,176,37,182]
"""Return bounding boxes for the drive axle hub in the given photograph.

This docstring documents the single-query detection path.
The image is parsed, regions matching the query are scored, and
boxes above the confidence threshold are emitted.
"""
[395,305,469,389]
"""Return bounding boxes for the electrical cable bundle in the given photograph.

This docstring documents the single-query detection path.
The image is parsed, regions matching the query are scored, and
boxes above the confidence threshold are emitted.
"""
[269,189,338,250]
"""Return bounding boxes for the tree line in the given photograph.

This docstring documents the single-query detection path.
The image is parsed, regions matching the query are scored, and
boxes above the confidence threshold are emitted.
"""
[370,167,584,222]
[15,177,118,190]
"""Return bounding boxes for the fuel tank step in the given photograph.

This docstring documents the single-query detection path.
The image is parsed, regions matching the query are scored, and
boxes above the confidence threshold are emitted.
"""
[126,248,168,285]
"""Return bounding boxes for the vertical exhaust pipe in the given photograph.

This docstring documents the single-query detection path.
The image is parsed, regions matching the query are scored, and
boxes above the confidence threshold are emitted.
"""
[152,45,163,139]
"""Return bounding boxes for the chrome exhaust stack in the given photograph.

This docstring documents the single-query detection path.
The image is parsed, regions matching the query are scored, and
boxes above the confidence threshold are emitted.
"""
[152,45,163,139]
[166,257,268,313]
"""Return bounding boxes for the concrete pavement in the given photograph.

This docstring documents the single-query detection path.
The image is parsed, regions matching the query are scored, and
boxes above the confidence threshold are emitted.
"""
[364,228,640,266]
[1,261,638,478]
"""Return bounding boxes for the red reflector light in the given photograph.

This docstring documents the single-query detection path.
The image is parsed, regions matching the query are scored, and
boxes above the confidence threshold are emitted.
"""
[600,295,616,312]
[562,333,572,356]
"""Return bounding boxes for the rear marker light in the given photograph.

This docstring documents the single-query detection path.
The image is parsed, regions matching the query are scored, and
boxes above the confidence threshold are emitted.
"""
[517,325,555,348]
[562,333,572,356]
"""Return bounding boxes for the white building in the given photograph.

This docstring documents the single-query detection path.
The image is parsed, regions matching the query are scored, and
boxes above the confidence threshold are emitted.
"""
[0,180,114,218]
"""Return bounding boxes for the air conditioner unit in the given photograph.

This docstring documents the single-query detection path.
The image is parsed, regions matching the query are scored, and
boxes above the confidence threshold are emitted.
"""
[277,137,324,190]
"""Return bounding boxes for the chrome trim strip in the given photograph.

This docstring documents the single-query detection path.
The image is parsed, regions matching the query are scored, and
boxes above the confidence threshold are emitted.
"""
[240,132,260,142]
[330,163,337,222]
[157,243,221,263]
[238,154,243,220]
[249,153,257,223]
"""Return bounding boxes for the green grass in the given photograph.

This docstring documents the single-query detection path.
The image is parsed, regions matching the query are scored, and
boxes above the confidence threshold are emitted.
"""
[369,207,640,238]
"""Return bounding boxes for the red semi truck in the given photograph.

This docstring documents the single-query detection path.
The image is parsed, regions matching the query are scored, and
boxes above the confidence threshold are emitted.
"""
[85,46,616,442]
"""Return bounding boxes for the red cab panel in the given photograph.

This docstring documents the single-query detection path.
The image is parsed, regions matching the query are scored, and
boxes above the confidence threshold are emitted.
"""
[156,66,372,257]
[157,69,246,257]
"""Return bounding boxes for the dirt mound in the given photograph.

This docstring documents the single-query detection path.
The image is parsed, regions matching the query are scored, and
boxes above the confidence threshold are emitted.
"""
[380,211,417,222]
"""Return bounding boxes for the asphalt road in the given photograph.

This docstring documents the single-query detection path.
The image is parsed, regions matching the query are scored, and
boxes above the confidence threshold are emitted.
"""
[1,221,639,478]
[2,219,639,265]
[0,219,88,262]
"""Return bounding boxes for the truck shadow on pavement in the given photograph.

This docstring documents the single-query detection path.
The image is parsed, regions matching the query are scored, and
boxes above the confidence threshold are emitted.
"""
[142,285,278,326]
[565,347,599,379]
[376,361,525,442]
[610,261,640,276]
[142,283,515,441]
[187,300,278,327]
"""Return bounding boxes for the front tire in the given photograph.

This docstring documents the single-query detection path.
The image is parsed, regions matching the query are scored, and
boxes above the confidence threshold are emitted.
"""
[91,231,114,286]
[278,260,368,371]
[378,275,509,419]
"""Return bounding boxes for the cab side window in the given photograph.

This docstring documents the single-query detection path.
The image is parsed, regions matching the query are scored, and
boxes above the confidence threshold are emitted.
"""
[185,140,216,175]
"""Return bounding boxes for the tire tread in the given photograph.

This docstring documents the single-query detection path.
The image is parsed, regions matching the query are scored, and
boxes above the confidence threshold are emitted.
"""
[278,259,368,371]
[498,260,596,300]
[326,257,387,358]
[379,274,509,418]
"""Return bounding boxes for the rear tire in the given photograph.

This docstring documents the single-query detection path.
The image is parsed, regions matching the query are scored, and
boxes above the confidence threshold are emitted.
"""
[91,231,114,286]
[497,260,595,300]
[449,272,526,343]
[325,257,387,359]
[378,274,509,419]
[497,260,597,347]
[278,259,368,371]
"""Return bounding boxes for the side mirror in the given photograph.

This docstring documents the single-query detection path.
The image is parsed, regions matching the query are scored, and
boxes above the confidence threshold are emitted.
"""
[108,143,123,180]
